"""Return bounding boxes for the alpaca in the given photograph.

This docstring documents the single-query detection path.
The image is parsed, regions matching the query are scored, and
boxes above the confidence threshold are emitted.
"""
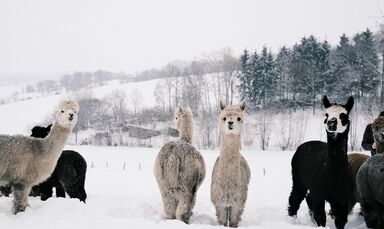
[356,116,384,228]
[154,106,205,223]
[29,124,87,202]
[211,100,250,228]
[288,96,354,229]
[347,153,369,212]
[0,100,79,214]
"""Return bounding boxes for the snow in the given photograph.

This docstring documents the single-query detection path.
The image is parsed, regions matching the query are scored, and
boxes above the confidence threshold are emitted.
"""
[0,79,159,135]
[0,146,368,229]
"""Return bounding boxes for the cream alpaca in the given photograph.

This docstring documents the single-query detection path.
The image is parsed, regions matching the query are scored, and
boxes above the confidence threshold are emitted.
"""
[154,106,205,223]
[211,100,250,228]
[0,100,79,214]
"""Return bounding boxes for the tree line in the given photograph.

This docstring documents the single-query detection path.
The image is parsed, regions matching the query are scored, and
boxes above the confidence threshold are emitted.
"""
[238,28,384,113]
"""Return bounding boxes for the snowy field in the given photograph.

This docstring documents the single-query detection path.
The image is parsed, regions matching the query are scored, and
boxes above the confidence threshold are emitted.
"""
[0,146,368,229]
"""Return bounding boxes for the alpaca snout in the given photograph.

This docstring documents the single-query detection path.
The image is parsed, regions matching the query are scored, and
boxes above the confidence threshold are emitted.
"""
[228,121,234,130]
[68,113,74,121]
[327,118,337,131]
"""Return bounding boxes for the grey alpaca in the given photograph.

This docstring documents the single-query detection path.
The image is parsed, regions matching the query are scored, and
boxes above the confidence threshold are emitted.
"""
[0,100,79,214]
[154,106,206,223]
[357,116,384,228]
[211,100,251,228]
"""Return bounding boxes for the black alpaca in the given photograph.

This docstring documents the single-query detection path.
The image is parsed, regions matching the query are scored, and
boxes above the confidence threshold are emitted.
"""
[30,124,87,202]
[288,96,354,229]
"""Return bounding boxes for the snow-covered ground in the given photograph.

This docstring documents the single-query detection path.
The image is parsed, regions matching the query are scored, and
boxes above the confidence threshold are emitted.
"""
[0,146,368,229]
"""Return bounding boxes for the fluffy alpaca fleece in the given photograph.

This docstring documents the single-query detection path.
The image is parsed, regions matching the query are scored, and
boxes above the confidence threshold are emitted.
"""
[154,106,205,223]
[347,153,369,211]
[288,96,354,229]
[357,116,384,228]
[29,124,87,202]
[211,100,250,228]
[372,117,384,153]
[0,100,79,214]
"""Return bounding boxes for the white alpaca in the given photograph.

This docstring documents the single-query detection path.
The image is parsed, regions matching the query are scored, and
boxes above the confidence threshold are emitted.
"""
[211,100,250,228]
[0,100,79,214]
[154,106,206,223]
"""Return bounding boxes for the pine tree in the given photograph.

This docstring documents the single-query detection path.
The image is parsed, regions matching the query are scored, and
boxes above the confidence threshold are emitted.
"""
[238,49,252,102]
[289,35,331,113]
[352,29,379,98]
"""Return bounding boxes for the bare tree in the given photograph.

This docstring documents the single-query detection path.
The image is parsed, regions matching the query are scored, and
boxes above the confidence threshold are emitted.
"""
[130,88,144,116]
[258,110,272,150]
[105,89,127,123]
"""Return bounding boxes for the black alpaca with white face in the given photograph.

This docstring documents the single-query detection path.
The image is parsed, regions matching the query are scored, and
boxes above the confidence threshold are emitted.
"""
[323,96,354,136]
[288,96,354,229]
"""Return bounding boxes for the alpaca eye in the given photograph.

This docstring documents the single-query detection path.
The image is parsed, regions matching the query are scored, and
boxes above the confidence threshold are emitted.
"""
[175,117,178,120]
[223,117,226,121]
[237,117,241,121]
[61,111,64,113]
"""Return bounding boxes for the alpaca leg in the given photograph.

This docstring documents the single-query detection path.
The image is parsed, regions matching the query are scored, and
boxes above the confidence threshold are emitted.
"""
[162,195,177,219]
[229,206,244,228]
[64,176,87,202]
[330,201,349,229]
[77,176,87,202]
[176,193,195,223]
[78,187,87,203]
[215,206,228,226]
[39,182,53,201]
[55,184,66,198]
[288,181,307,216]
[12,184,31,214]
[360,201,379,228]
[311,199,326,227]
[305,194,313,212]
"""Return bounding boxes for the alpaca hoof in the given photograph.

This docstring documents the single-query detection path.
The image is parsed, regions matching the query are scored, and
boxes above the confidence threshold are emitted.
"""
[12,205,27,214]
[177,212,192,224]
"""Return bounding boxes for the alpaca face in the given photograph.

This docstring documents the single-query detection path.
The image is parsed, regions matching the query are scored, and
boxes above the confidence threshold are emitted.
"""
[219,100,245,136]
[173,106,192,130]
[373,117,384,143]
[55,100,79,129]
[323,96,354,135]
[324,106,349,134]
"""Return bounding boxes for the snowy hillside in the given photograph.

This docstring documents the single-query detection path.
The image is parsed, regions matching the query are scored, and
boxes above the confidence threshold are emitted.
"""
[0,79,159,135]
[0,146,368,229]
[0,78,374,150]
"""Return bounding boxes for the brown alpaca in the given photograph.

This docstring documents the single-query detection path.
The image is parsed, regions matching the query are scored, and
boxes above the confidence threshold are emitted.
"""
[347,153,369,212]
[211,100,250,228]
[154,106,205,223]
[372,117,384,154]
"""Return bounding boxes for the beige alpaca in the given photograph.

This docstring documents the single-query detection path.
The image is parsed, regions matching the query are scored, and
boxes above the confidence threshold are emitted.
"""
[211,100,250,228]
[154,106,205,223]
[0,100,79,214]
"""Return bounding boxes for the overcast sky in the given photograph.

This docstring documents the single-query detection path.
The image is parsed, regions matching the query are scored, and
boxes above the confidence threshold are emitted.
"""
[0,0,382,77]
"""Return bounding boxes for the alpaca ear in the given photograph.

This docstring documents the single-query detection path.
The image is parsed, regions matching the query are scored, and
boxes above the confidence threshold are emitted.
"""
[186,106,192,113]
[323,96,331,108]
[345,96,354,113]
[219,100,226,110]
[177,106,183,113]
[239,100,246,111]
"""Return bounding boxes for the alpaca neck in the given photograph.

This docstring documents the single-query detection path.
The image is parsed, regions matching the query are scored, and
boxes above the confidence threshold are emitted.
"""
[326,131,349,168]
[220,134,241,160]
[179,120,193,143]
[44,122,72,156]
